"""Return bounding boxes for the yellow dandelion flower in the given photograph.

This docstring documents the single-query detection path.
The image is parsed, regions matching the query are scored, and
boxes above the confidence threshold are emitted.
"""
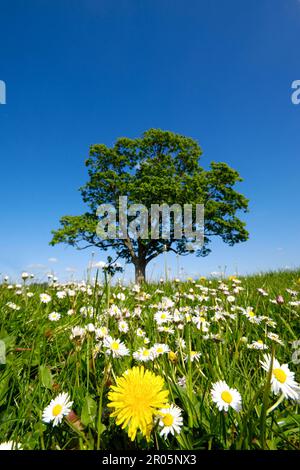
[107,366,169,441]
[168,351,178,363]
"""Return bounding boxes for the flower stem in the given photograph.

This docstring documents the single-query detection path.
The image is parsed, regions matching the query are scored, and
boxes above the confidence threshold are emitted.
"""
[266,393,285,415]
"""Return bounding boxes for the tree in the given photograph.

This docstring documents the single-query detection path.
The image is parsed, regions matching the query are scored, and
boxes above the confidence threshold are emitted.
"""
[50,129,249,283]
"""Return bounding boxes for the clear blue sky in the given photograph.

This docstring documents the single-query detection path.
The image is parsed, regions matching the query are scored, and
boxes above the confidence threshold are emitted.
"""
[0,0,299,283]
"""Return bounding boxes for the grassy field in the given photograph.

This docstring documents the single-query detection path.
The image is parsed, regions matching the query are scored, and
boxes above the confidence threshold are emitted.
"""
[0,269,299,450]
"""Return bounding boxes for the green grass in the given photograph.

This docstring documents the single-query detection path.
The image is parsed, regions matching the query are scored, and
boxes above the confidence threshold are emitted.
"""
[0,269,299,450]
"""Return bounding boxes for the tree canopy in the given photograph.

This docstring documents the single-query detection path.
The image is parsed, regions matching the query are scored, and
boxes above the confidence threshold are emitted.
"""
[50,129,249,282]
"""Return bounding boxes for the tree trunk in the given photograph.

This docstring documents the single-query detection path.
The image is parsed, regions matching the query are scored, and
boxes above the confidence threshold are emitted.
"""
[134,259,147,284]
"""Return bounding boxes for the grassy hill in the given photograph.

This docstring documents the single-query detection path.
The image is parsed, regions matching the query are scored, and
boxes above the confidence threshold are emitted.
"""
[0,269,299,450]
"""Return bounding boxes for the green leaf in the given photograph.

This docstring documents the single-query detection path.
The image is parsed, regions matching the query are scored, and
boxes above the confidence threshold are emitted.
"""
[39,365,53,389]
[0,372,10,405]
[0,334,16,351]
[81,395,97,427]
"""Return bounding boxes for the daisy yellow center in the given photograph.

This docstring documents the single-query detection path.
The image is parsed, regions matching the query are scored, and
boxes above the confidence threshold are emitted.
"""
[143,350,150,356]
[157,347,163,353]
[162,413,174,427]
[221,391,233,404]
[248,311,255,317]
[200,317,206,322]
[111,341,120,351]
[257,340,263,344]
[273,368,287,384]
[52,404,63,416]
[161,313,166,319]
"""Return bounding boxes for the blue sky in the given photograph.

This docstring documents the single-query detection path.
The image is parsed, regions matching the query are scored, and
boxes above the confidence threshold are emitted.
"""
[0,0,300,283]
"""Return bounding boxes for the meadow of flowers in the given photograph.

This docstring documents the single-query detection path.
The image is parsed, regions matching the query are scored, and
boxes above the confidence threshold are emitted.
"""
[0,270,299,450]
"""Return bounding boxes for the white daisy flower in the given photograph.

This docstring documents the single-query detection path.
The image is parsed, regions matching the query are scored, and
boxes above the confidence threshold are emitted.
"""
[242,307,262,324]
[133,347,154,362]
[154,310,172,325]
[151,343,170,358]
[173,309,183,323]
[42,392,73,426]
[157,326,175,334]
[67,289,76,297]
[70,326,86,340]
[177,376,186,388]
[103,336,129,358]
[118,320,129,333]
[158,404,183,439]
[133,307,142,318]
[136,328,145,337]
[184,312,192,322]
[6,302,20,311]
[0,441,22,450]
[158,297,175,309]
[185,293,195,301]
[176,338,186,349]
[289,301,300,307]
[185,350,201,362]
[265,318,277,328]
[85,323,95,333]
[48,312,61,322]
[260,354,300,400]
[286,289,298,296]
[80,306,94,318]
[108,304,122,318]
[212,310,226,322]
[233,286,244,293]
[123,308,131,318]
[267,332,284,346]
[116,292,126,301]
[257,288,268,296]
[211,380,242,412]
[132,284,140,293]
[192,315,209,332]
[95,326,109,339]
[247,340,268,350]
[40,293,52,304]
[56,290,67,299]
